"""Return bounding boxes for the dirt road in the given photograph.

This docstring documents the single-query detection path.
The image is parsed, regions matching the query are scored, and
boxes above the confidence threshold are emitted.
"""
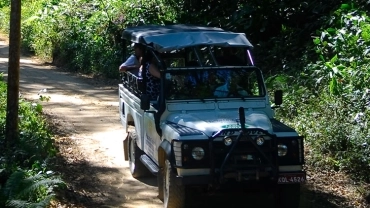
[0,35,163,208]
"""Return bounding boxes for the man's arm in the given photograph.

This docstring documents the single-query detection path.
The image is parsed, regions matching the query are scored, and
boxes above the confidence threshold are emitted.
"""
[119,65,140,72]
[119,55,140,72]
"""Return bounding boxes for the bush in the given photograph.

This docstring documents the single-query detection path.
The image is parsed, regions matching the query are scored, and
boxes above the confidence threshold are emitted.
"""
[273,4,370,182]
[0,6,10,33]
[0,74,64,207]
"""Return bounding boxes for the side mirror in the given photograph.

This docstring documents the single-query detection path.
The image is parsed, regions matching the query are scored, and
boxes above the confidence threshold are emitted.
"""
[140,94,150,111]
[274,90,283,106]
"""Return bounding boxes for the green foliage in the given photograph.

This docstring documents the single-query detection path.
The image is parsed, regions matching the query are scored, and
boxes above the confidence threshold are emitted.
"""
[2,170,64,208]
[0,0,10,30]
[16,0,177,78]
[0,0,10,8]
[273,4,370,182]
[310,9,370,94]
[0,5,10,33]
[0,76,63,207]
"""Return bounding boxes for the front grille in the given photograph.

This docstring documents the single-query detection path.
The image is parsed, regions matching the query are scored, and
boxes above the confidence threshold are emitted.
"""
[209,128,279,182]
[212,137,275,171]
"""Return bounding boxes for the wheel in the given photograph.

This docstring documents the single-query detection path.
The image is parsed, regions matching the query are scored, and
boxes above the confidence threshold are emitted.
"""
[128,132,150,178]
[163,159,186,208]
[276,184,301,208]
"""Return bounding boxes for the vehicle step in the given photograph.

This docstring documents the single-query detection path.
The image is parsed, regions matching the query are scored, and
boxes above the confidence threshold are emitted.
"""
[140,154,159,175]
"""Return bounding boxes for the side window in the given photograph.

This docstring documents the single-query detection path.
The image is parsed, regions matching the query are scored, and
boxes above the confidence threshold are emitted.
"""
[185,48,200,66]
[184,46,216,67]
[165,72,193,99]
[213,46,247,66]
[195,46,215,66]
[163,58,185,67]
[162,49,186,68]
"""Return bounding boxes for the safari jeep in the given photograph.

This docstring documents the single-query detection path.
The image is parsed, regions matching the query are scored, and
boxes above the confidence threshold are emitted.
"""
[118,24,306,208]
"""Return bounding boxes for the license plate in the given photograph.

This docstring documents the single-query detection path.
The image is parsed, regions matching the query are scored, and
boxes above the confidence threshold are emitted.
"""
[278,173,306,184]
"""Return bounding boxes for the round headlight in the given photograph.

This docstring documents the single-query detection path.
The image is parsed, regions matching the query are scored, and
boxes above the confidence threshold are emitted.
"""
[191,147,205,160]
[224,137,233,146]
[278,144,288,156]
[256,136,265,146]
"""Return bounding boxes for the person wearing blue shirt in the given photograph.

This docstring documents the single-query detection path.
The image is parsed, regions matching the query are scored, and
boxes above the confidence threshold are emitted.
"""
[119,43,144,72]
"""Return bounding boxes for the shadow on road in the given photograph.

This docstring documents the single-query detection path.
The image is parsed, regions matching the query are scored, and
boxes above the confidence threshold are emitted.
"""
[52,137,161,208]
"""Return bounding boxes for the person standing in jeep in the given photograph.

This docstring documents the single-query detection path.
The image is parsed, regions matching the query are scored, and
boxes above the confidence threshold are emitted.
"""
[119,43,143,72]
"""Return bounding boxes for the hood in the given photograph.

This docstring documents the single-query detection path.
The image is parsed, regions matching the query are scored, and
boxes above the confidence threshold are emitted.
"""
[166,110,273,137]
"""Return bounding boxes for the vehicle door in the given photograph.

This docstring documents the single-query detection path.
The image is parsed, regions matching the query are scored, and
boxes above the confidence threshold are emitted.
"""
[143,108,160,164]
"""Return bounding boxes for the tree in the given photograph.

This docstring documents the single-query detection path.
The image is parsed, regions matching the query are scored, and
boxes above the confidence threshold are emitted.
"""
[5,0,21,153]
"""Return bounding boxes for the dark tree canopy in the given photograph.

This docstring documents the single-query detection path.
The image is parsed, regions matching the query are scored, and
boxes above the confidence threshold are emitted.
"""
[164,0,370,42]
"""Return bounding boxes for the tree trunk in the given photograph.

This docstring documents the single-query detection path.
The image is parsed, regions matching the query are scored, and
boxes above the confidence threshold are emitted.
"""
[5,0,21,152]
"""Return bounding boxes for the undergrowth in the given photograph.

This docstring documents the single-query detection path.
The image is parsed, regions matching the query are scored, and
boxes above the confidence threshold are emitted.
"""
[0,73,64,208]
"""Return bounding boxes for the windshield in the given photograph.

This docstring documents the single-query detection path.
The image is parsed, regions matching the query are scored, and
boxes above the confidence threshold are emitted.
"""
[165,67,265,100]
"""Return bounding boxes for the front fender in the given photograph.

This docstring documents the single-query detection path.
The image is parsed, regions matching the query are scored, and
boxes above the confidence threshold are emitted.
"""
[158,140,171,168]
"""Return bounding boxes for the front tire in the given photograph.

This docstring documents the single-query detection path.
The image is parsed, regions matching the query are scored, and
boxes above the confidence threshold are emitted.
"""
[163,159,186,208]
[128,132,150,178]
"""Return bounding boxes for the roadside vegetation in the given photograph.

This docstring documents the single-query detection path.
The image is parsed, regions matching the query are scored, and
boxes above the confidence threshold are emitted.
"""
[1,0,370,206]
[0,73,64,207]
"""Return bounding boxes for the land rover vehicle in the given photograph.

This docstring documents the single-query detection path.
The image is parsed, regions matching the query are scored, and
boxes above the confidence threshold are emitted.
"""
[118,24,306,208]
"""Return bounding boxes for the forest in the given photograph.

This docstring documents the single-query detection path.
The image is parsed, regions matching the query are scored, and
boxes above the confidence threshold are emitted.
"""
[0,0,370,207]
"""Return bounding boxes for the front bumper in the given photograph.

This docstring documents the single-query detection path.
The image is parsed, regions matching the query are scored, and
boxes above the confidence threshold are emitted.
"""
[173,127,306,187]
[175,171,306,186]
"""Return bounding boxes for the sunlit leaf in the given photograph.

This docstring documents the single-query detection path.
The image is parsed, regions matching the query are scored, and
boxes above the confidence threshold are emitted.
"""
[319,55,325,62]
[339,29,346,34]
[321,31,327,41]
[313,38,320,45]
[316,77,324,85]
[341,4,350,10]
[35,104,43,113]
[330,55,338,63]
[327,28,336,35]
[330,77,339,95]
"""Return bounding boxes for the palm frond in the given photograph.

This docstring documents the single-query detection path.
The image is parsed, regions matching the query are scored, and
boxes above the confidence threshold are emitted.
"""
[18,177,64,198]
[6,199,31,208]
[29,194,55,208]
[3,171,63,208]
[3,171,25,199]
